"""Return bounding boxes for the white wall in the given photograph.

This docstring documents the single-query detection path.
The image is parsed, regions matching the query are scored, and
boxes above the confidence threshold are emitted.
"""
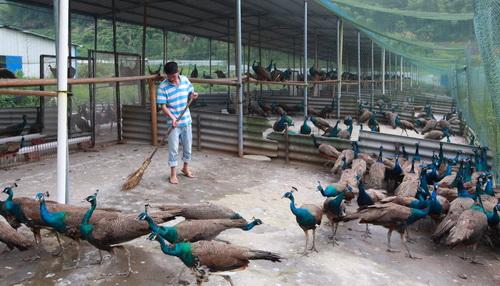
[0,28,76,78]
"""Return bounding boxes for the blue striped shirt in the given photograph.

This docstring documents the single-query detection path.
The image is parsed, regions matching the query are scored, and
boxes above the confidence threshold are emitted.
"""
[157,75,194,127]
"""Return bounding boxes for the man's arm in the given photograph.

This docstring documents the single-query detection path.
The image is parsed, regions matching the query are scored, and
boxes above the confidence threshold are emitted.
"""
[161,104,178,127]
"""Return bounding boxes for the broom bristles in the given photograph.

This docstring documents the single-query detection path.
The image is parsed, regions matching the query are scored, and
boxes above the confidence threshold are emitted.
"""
[121,97,195,191]
[121,148,159,191]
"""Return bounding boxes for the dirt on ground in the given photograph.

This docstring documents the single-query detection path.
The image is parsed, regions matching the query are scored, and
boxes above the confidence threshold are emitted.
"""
[0,144,498,286]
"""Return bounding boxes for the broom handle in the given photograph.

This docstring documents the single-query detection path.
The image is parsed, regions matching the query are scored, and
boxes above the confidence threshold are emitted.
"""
[161,95,196,142]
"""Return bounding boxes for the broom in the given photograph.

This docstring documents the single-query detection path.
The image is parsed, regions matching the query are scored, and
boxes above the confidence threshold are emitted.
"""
[122,96,195,191]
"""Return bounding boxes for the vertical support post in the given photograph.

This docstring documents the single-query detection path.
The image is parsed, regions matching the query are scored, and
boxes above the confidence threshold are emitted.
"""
[314,33,318,69]
[196,114,201,151]
[304,0,308,117]
[246,33,251,97]
[370,40,374,108]
[236,0,243,158]
[227,17,231,99]
[141,0,147,106]
[382,47,385,95]
[258,16,262,97]
[148,79,158,146]
[292,37,296,96]
[410,63,413,88]
[90,17,97,147]
[285,123,290,164]
[112,0,122,142]
[357,31,360,102]
[56,0,69,204]
[337,18,343,118]
[388,51,391,98]
[162,29,168,64]
[400,56,403,92]
[208,37,212,95]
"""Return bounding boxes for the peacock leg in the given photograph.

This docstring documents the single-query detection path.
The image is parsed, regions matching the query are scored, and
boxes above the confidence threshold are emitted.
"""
[310,229,319,253]
[301,230,309,255]
[406,229,416,244]
[331,223,340,246]
[401,231,420,259]
[222,275,235,286]
[90,249,104,265]
[52,232,64,257]
[63,240,81,270]
[116,246,132,277]
[362,224,371,239]
[386,229,400,253]
[33,228,42,244]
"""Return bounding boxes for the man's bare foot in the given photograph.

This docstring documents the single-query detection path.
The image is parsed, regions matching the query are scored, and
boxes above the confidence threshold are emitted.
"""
[169,176,179,184]
[181,169,195,178]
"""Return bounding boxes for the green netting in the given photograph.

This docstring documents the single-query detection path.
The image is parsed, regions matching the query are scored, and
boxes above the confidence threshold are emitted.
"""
[331,0,474,21]
[470,0,500,177]
[317,0,499,176]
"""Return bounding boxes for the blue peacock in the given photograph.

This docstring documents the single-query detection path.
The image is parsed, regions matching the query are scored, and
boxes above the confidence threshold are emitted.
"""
[282,187,322,254]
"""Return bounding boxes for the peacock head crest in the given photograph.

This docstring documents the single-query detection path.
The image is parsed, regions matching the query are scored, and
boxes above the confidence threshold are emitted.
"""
[2,183,17,195]
[316,181,323,192]
[282,187,298,200]
[137,204,152,220]
[83,190,99,203]
[35,191,49,201]
[251,217,263,225]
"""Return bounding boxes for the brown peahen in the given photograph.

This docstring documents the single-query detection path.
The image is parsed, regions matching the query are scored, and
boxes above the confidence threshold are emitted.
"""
[148,232,282,286]
[154,202,244,220]
[80,192,179,276]
[0,220,33,251]
[343,202,429,259]
[138,204,262,244]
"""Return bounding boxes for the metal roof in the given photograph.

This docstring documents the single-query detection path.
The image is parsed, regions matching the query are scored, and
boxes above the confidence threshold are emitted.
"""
[17,0,384,66]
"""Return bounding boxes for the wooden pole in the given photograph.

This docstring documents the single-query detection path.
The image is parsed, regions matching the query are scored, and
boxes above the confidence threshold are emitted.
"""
[284,123,289,164]
[141,0,148,106]
[112,0,122,142]
[148,79,158,146]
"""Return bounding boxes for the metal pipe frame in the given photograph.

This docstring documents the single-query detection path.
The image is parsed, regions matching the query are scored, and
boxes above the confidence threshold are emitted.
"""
[56,0,69,204]
[303,0,308,117]
[382,47,385,95]
[236,0,243,157]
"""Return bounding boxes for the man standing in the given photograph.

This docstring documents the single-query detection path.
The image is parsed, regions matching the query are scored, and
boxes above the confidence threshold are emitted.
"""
[157,61,198,184]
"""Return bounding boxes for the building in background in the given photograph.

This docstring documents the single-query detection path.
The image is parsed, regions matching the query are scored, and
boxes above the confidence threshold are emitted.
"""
[0,25,77,78]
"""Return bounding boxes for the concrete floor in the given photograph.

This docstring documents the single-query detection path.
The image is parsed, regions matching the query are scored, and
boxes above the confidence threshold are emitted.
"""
[0,144,499,286]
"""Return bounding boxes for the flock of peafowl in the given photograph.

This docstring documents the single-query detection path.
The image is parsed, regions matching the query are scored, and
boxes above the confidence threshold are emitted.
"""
[0,185,282,285]
[264,96,461,145]
[0,128,498,284]
[299,137,499,262]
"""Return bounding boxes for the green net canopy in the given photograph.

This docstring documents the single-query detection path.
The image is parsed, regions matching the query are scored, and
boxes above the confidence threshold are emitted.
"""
[316,0,499,177]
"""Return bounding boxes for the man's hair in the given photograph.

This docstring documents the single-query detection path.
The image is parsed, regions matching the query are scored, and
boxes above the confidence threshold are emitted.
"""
[164,61,178,75]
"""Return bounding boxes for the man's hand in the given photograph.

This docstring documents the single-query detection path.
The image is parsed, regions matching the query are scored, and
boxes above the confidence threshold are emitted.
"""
[172,119,178,128]
[191,92,199,100]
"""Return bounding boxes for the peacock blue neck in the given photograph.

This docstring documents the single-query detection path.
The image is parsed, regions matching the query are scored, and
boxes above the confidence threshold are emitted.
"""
[80,200,96,239]
[326,192,345,215]
[357,182,373,206]
[486,206,499,227]
[242,220,260,231]
[484,177,494,196]
[156,235,196,267]
[407,203,430,225]
[287,195,298,215]
[39,196,66,232]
